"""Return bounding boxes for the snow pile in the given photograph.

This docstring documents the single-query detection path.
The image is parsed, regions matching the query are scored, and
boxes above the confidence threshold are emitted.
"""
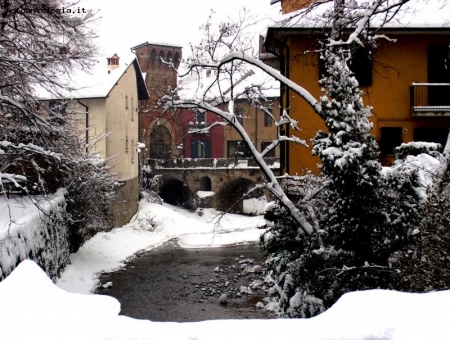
[196,190,215,198]
[0,190,69,280]
[3,260,450,340]
[243,196,268,215]
[0,260,119,340]
[382,153,442,200]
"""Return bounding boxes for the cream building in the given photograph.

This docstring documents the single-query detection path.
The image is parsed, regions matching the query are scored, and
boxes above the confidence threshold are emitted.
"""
[39,54,149,228]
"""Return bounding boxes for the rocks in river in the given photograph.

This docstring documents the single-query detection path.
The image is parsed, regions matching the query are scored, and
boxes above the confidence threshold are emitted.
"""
[219,293,228,305]
[250,280,264,290]
[251,265,263,273]
[101,281,113,289]
[175,250,269,311]
[239,285,253,295]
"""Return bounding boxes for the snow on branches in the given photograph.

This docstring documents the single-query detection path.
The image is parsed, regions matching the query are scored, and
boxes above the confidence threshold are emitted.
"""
[0,1,114,251]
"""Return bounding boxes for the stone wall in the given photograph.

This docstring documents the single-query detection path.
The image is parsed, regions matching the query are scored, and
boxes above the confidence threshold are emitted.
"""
[0,192,70,281]
[108,176,139,229]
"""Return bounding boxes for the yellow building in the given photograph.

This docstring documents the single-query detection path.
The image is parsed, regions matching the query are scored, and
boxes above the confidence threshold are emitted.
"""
[223,97,281,159]
[39,55,149,228]
[265,0,450,175]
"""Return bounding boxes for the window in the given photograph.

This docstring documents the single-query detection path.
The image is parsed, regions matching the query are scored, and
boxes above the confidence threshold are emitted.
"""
[235,107,244,125]
[264,108,273,127]
[380,127,402,155]
[125,135,129,153]
[348,45,372,87]
[131,98,134,121]
[196,111,206,125]
[150,125,171,159]
[428,45,450,106]
[261,141,276,157]
[319,44,372,87]
[414,127,449,148]
[125,95,128,109]
[131,140,135,162]
[191,140,211,158]
[227,140,252,158]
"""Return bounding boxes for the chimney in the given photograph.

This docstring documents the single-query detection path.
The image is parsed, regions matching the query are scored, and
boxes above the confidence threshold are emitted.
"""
[107,53,120,71]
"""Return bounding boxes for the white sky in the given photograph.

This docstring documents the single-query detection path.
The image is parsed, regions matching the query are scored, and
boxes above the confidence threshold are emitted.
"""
[80,0,282,61]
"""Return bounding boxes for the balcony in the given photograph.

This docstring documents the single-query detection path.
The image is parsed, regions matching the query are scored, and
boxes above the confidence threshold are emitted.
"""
[410,83,450,116]
[188,121,210,134]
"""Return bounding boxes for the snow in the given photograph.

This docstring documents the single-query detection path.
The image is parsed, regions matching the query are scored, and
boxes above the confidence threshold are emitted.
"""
[243,196,268,215]
[178,64,280,101]
[381,153,441,201]
[196,190,215,198]
[2,259,450,340]
[56,201,267,294]
[271,0,450,30]
[0,197,449,339]
[0,190,69,279]
[35,55,141,100]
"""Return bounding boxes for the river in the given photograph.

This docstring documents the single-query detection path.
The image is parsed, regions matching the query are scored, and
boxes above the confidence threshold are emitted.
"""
[95,241,274,322]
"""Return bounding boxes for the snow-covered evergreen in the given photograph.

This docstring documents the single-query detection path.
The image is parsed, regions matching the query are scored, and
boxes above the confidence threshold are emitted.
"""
[163,0,450,317]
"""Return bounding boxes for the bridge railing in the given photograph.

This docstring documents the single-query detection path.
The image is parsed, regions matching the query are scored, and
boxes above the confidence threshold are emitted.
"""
[146,157,280,169]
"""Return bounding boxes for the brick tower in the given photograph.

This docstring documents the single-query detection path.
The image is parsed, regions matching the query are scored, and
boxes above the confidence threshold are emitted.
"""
[131,42,183,159]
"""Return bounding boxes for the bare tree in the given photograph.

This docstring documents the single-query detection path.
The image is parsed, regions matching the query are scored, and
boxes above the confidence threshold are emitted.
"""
[162,0,450,316]
[0,0,114,250]
[1,0,97,183]
[162,2,416,232]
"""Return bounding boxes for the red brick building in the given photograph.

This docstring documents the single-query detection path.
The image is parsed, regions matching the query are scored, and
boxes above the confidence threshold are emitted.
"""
[131,42,183,159]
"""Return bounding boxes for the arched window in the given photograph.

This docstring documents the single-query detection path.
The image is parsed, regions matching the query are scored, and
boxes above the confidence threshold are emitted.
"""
[149,125,171,159]
[150,49,157,66]
[174,52,180,69]
[158,51,165,66]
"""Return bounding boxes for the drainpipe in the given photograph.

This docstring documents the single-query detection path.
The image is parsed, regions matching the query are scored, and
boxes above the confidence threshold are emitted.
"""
[131,48,144,196]
[284,42,290,175]
[276,40,290,175]
[254,104,258,151]
[77,99,89,155]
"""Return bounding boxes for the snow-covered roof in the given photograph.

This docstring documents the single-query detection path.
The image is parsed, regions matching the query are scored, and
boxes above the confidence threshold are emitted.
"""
[178,64,280,103]
[268,1,450,32]
[35,57,149,101]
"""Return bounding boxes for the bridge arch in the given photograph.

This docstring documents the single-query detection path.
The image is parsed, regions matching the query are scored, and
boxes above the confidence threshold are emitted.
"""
[158,178,195,209]
[215,177,263,213]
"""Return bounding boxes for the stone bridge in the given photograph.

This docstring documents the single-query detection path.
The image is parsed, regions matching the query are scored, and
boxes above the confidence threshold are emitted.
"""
[146,158,280,213]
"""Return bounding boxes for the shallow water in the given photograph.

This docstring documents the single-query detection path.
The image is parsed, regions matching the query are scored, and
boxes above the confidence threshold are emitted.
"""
[95,242,273,322]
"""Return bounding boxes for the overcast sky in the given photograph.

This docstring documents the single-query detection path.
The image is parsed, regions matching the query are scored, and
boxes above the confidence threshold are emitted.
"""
[81,0,281,62]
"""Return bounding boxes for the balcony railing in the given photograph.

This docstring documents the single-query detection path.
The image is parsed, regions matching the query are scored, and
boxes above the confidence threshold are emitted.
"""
[410,83,450,116]
[188,121,210,134]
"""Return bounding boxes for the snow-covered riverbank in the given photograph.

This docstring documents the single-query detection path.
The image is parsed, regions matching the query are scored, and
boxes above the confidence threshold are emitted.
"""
[56,200,267,294]
[1,199,449,340]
